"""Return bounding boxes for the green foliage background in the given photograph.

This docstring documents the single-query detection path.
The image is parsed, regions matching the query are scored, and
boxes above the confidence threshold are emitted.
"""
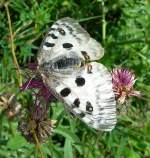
[0,0,150,158]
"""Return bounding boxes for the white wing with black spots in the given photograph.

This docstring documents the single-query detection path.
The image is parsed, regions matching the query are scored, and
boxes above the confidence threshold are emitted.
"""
[38,17,104,66]
[50,62,116,131]
[37,17,116,131]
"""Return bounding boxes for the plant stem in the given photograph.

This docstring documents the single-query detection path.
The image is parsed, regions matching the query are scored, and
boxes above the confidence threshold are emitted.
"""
[107,39,150,46]
[32,132,45,158]
[29,117,46,158]
[102,0,106,46]
[4,2,22,87]
[78,15,102,23]
[8,121,15,136]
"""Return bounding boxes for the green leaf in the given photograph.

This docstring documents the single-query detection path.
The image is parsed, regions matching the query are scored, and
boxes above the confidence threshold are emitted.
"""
[64,138,73,158]
[0,148,10,157]
[125,148,141,158]
[54,126,80,143]
[7,134,27,150]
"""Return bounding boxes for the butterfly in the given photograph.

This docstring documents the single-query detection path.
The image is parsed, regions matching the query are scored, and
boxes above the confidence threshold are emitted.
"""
[37,17,116,131]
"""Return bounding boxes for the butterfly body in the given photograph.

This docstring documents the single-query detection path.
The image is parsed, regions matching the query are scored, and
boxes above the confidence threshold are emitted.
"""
[38,17,116,131]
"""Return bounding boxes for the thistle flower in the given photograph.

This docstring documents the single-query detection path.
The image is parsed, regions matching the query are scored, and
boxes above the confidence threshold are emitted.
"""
[0,93,21,118]
[112,68,140,104]
[21,63,57,103]
[18,105,56,143]
[18,63,57,143]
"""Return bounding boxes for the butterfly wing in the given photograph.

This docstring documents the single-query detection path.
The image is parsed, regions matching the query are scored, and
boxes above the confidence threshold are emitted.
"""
[37,17,116,131]
[38,17,104,65]
[44,62,116,131]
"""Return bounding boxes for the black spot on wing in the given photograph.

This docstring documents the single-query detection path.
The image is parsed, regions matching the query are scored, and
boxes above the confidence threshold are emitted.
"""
[86,101,93,113]
[75,77,85,86]
[72,98,80,108]
[70,111,85,118]
[78,112,85,118]
[48,33,58,39]
[60,88,71,97]
[49,28,55,31]
[54,57,79,69]
[69,111,75,117]
[44,42,55,47]
[63,43,73,49]
[58,28,65,35]
[66,25,73,33]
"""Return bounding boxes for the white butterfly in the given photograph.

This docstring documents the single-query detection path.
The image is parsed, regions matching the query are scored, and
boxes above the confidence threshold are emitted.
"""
[37,17,116,131]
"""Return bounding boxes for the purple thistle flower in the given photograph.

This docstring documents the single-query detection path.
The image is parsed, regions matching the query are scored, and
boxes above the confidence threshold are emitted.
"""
[21,63,57,103]
[31,105,46,121]
[112,68,141,104]
[18,63,57,143]
[27,62,38,70]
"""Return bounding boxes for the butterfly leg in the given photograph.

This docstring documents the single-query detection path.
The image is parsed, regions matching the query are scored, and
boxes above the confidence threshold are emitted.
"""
[86,64,93,73]
[81,51,92,73]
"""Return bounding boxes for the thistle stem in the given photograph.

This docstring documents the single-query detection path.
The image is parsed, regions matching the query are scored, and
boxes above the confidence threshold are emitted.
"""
[29,117,45,158]
[4,2,22,87]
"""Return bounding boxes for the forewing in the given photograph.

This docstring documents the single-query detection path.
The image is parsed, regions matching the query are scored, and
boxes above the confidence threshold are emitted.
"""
[38,17,104,65]
[45,62,116,131]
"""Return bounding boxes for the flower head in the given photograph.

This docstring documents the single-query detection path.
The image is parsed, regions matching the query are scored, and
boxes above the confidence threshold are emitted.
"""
[18,63,57,143]
[21,78,56,102]
[112,68,140,104]
[0,93,21,119]
[18,105,56,143]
